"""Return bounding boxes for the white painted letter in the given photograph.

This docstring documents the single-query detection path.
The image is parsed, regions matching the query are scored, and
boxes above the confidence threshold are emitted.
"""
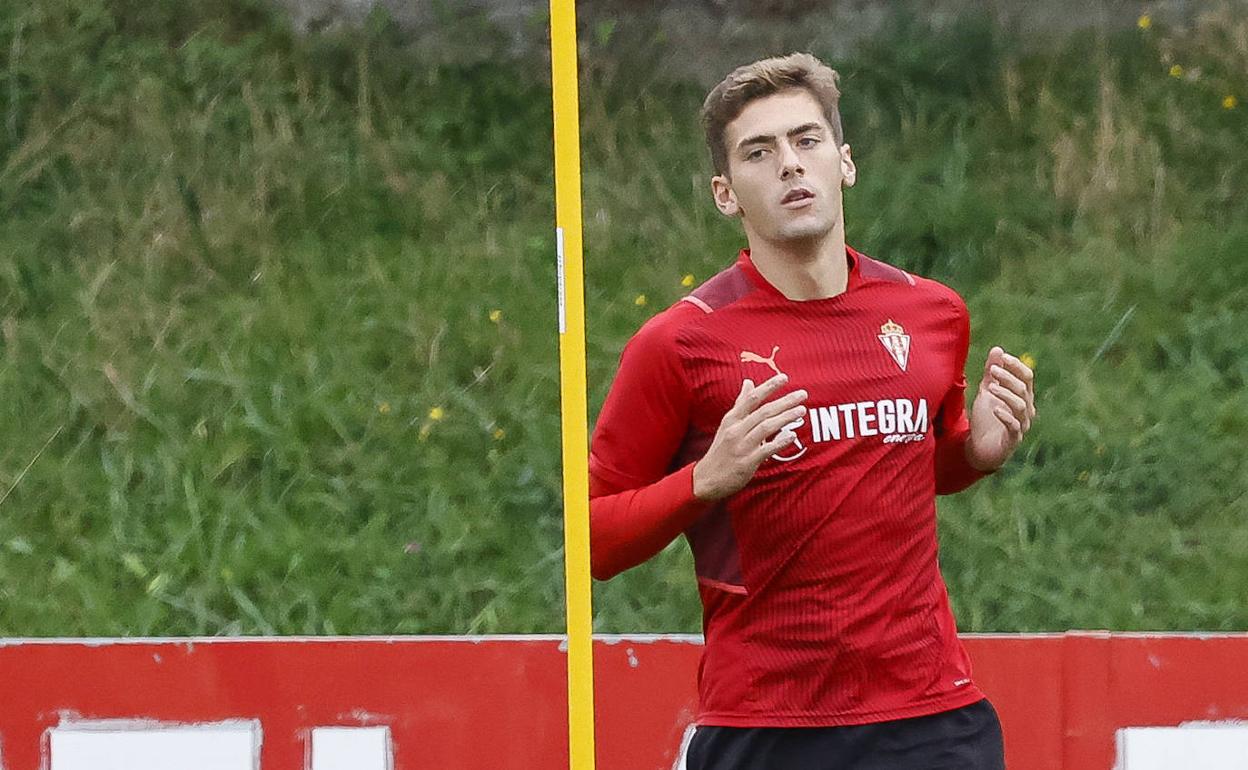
[50,721,259,770]
[311,726,392,770]
[1117,725,1248,770]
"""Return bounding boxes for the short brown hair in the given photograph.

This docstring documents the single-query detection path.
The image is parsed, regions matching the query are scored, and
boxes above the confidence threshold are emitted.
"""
[701,53,844,177]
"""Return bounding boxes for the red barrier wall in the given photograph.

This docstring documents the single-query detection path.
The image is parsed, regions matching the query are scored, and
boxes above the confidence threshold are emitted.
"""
[1,633,1246,769]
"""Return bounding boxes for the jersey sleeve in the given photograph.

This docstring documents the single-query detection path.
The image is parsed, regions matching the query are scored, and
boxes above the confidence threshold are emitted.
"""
[933,289,989,495]
[588,304,713,580]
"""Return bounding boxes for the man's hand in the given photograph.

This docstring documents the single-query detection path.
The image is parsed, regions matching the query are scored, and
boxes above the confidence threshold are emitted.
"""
[693,374,808,501]
[966,346,1036,472]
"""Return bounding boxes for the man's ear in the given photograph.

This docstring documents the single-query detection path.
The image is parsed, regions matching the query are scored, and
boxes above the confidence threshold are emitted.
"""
[711,174,741,217]
[840,144,857,188]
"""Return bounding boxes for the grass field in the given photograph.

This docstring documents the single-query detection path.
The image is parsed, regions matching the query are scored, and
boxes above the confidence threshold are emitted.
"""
[0,1,1245,635]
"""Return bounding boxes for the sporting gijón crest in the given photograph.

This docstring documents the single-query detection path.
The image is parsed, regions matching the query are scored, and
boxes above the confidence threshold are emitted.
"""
[878,319,911,371]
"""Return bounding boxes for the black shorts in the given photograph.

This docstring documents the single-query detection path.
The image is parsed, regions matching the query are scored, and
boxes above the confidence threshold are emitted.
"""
[686,698,1005,770]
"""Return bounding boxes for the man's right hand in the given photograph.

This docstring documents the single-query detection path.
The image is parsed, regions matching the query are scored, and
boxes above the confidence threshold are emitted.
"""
[692,373,808,501]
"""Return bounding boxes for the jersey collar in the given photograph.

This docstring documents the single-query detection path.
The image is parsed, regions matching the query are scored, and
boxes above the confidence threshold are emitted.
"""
[736,245,864,301]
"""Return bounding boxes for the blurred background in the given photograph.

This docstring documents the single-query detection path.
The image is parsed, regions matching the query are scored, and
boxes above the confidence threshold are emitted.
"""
[0,0,1243,637]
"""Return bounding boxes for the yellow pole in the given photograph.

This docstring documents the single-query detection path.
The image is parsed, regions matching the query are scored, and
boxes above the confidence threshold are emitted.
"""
[549,2,596,769]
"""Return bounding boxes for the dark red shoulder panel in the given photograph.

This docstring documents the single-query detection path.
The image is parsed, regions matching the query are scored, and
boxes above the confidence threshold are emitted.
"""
[684,265,755,313]
[857,254,916,286]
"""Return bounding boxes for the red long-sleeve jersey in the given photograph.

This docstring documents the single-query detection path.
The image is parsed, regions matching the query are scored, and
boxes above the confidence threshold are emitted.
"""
[589,246,989,727]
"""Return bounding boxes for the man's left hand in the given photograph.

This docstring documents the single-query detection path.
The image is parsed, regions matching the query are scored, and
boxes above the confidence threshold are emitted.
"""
[966,346,1036,472]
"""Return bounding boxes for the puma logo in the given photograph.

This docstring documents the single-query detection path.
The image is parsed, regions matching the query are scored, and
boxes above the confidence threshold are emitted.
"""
[738,345,807,463]
[739,346,782,378]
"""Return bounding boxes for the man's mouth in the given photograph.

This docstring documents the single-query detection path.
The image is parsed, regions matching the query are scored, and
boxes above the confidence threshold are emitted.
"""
[781,188,815,206]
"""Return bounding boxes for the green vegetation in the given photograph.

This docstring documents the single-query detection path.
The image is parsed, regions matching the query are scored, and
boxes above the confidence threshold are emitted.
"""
[0,2,1244,635]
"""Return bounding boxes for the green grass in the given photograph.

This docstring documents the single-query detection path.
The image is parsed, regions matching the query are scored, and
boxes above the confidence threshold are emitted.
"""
[0,1,1244,635]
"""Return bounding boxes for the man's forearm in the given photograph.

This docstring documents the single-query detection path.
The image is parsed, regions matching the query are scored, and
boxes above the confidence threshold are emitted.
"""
[589,463,712,580]
[935,430,991,495]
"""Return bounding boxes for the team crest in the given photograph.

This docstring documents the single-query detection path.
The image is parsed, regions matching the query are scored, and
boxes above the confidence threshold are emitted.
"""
[877,319,911,371]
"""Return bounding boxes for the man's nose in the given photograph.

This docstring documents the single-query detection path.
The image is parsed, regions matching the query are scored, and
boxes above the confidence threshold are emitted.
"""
[778,143,804,179]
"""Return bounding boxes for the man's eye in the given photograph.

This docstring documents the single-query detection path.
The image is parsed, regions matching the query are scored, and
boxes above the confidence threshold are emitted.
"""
[797,136,820,147]
[746,148,767,161]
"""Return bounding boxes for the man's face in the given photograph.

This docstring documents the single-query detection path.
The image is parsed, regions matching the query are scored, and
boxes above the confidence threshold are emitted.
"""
[711,89,855,245]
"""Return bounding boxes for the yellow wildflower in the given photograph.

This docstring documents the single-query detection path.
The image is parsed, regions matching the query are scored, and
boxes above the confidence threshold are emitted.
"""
[428,406,445,421]
[1137,14,1151,29]
[1019,353,1036,370]
[378,401,391,415]
[681,274,695,287]
[489,309,502,323]
[1169,64,1183,78]
[634,294,647,307]
[1223,95,1238,110]
[493,428,506,441]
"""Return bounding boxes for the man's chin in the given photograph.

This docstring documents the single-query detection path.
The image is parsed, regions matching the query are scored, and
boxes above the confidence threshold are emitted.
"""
[774,221,836,243]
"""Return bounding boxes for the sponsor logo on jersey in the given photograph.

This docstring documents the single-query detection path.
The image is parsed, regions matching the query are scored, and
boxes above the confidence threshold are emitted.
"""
[807,398,929,445]
[878,319,911,371]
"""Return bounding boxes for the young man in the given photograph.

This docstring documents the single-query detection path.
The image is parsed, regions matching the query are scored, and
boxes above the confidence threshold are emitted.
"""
[588,53,1035,769]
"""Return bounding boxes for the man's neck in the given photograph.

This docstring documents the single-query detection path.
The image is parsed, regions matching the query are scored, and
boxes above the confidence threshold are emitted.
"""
[745,220,849,301]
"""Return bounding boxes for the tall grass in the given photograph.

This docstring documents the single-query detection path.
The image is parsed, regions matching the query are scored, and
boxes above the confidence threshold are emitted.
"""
[0,1,1244,635]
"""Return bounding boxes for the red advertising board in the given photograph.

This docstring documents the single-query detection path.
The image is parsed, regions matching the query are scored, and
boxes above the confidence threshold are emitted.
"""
[1,633,1246,769]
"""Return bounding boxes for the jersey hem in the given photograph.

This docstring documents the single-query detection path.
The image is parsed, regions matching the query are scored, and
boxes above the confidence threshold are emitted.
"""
[695,686,985,728]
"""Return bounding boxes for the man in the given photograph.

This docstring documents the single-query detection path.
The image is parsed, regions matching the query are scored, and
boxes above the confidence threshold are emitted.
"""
[588,53,1035,769]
